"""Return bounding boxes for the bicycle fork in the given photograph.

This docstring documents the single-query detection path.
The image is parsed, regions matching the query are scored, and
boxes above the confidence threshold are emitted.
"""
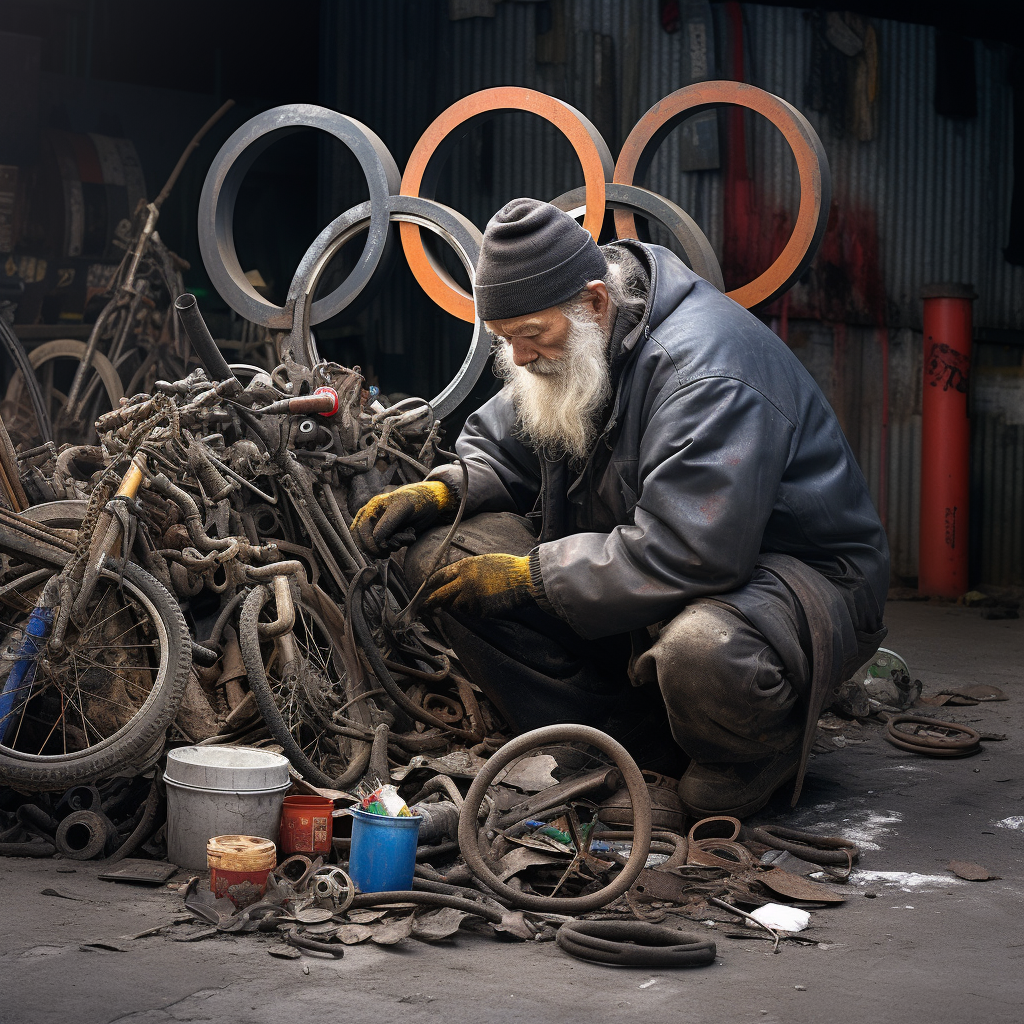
[50,457,146,654]
[0,577,60,744]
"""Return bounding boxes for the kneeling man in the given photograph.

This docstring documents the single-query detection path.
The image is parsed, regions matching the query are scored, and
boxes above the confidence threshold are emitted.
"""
[352,199,889,818]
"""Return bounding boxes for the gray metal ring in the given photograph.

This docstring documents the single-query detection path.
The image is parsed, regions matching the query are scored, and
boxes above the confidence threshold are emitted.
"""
[286,195,487,420]
[550,183,724,291]
[198,104,401,329]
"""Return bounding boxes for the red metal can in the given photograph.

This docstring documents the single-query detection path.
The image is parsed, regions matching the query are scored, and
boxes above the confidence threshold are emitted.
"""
[279,795,333,857]
[207,835,277,908]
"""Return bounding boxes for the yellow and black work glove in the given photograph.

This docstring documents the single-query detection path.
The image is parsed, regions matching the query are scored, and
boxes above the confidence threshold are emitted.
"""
[420,554,536,619]
[350,480,456,557]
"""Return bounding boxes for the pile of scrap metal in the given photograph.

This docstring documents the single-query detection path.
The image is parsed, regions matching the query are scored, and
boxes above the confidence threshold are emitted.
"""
[0,91,863,961]
[0,301,861,958]
[0,295,481,832]
[178,724,862,959]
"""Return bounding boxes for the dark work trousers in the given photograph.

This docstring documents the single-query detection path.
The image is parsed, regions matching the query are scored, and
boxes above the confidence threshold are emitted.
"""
[405,513,872,774]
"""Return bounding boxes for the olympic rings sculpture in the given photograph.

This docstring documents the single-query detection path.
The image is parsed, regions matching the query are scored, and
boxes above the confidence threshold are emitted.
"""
[199,82,830,419]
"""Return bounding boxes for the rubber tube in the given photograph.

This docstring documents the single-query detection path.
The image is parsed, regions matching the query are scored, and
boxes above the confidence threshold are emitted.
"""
[107,781,162,864]
[174,293,236,384]
[885,714,981,757]
[0,841,55,857]
[556,921,716,967]
[347,890,503,923]
[54,810,111,860]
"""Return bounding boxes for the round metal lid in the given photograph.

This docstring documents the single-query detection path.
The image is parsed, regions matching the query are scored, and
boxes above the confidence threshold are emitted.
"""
[164,746,290,792]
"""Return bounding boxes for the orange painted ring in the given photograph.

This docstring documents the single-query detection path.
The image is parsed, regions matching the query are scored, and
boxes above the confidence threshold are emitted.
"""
[613,81,831,309]
[401,87,614,323]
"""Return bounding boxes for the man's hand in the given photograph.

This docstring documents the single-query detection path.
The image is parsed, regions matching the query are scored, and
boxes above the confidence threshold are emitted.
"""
[421,554,534,618]
[351,480,455,557]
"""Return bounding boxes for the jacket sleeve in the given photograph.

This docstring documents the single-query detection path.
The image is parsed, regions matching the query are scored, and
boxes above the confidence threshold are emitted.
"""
[427,391,542,517]
[535,376,795,638]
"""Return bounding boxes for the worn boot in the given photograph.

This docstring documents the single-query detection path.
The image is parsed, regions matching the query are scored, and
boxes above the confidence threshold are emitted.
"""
[677,745,801,819]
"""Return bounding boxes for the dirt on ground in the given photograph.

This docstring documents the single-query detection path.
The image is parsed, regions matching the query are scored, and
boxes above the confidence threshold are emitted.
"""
[1,600,1021,1024]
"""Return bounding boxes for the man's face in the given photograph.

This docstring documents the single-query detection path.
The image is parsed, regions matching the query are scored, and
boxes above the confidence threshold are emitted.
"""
[484,281,611,369]
[487,281,615,463]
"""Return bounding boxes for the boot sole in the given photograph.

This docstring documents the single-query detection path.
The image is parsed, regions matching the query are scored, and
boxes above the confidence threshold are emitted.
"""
[678,761,799,820]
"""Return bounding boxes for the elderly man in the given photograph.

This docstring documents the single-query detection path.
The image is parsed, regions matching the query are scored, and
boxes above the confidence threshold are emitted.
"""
[352,199,889,817]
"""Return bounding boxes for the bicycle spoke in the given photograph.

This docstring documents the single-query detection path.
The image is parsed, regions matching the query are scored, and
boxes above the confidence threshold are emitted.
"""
[62,677,147,717]
[72,657,92,746]
[67,653,154,701]
[4,678,38,749]
[34,699,66,756]
[78,607,141,645]
[62,679,112,746]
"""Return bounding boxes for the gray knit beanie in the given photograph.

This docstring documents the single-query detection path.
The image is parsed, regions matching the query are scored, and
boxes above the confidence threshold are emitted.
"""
[473,198,608,321]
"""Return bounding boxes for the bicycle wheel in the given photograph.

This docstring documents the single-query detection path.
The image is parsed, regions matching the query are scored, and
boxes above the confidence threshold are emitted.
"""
[0,559,189,791]
[239,578,371,789]
[1,340,124,447]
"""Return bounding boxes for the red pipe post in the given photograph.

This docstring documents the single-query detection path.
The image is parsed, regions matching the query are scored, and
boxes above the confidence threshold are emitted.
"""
[919,283,975,598]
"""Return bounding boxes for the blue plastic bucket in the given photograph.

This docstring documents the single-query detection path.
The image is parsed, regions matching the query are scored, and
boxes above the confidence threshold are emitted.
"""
[347,807,422,893]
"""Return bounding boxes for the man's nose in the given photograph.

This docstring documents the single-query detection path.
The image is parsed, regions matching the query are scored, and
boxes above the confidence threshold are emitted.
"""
[509,338,538,366]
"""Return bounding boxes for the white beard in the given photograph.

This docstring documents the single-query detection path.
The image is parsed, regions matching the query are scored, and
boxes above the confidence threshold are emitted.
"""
[493,310,613,463]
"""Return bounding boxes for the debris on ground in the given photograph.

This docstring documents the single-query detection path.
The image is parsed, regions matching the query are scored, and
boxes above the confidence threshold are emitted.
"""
[947,860,1000,882]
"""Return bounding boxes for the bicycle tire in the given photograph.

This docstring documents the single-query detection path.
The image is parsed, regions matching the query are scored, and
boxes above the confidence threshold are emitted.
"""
[239,579,371,789]
[0,558,190,791]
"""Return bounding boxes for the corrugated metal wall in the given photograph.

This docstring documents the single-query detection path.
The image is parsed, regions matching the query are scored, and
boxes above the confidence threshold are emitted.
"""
[321,1,1024,585]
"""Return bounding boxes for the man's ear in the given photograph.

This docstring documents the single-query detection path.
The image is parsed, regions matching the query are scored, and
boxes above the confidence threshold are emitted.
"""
[584,280,610,319]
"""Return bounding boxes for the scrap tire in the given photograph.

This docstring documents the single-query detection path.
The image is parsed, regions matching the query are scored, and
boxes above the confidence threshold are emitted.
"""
[239,581,370,789]
[0,559,190,791]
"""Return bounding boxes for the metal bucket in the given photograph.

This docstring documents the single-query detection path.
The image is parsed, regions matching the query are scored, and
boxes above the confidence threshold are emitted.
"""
[163,746,290,870]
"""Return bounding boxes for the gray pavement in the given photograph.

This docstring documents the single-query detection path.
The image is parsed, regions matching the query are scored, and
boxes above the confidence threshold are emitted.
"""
[1,599,1022,1024]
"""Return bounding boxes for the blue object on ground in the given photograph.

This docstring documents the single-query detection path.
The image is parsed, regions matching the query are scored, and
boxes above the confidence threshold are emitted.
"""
[347,806,422,893]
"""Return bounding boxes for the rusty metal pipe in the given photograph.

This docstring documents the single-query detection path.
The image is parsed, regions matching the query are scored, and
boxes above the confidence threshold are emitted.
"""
[174,293,236,384]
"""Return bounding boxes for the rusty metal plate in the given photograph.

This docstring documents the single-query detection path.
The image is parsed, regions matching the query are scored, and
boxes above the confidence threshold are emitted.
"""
[630,867,693,903]
[97,860,178,885]
[758,867,847,903]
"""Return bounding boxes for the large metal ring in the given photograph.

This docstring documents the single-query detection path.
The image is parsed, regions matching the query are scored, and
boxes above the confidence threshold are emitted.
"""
[198,104,401,329]
[283,195,487,420]
[400,87,614,323]
[550,183,724,292]
[614,81,830,309]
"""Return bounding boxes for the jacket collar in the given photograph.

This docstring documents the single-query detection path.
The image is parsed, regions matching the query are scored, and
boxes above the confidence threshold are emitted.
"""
[605,239,701,351]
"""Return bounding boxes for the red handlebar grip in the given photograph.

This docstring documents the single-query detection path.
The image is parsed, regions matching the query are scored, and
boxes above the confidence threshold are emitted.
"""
[287,387,339,416]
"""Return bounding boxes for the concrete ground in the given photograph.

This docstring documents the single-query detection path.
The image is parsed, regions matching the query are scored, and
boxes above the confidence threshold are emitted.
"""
[1,599,1022,1024]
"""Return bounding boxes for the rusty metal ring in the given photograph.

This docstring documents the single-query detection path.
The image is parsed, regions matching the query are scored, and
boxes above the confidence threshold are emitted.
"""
[400,86,614,323]
[614,81,830,309]
[687,815,742,844]
[885,715,982,758]
[686,838,755,869]
[279,194,487,419]
[550,183,724,291]
[199,104,401,329]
